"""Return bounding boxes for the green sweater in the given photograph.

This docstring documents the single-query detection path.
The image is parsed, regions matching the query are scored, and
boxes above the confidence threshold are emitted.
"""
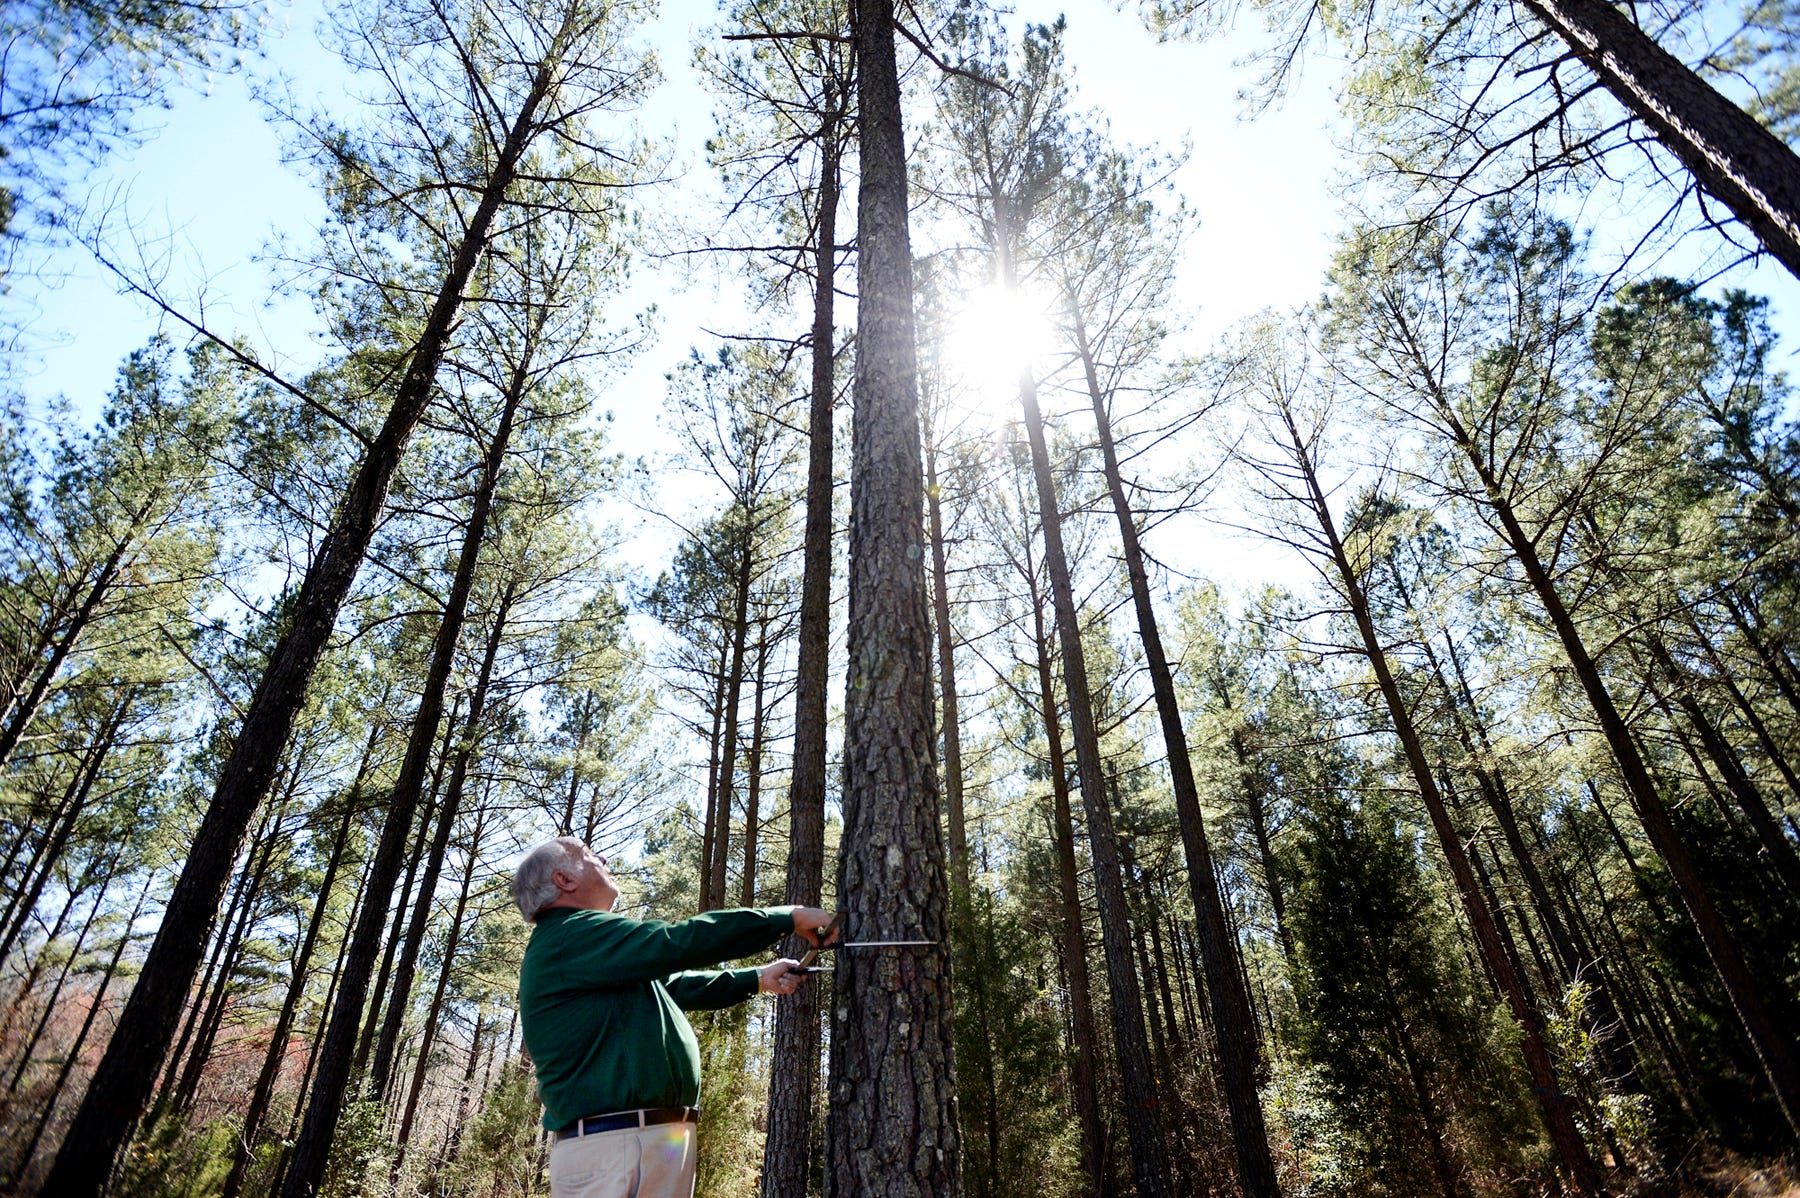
[518,904,792,1131]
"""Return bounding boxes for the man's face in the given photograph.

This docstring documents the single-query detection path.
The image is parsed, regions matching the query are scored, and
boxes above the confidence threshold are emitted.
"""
[555,843,621,912]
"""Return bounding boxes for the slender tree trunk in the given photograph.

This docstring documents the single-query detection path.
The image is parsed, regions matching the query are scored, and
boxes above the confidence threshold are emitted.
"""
[1518,0,1800,282]
[0,697,128,967]
[355,718,455,1081]
[1690,620,1800,804]
[826,1,960,1189]
[1228,730,1294,965]
[1396,562,1645,1089]
[1014,366,1174,1198]
[391,810,485,1177]
[372,578,518,1101]
[3,854,119,1106]
[156,799,281,1116]
[1452,429,1800,1138]
[1654,654,1800,896]
[43,24,566,1188]
[710,519,757,911]
[1721,588,1800,722]
[1380,975,1463,1198]
[170,822,282,1116]
[559,691,595,835]
[294,571,520,1196]
[8,867,154,1190]
[1273,407,1607,1194]
[222,771,369,1198]
[760,90,843,1198]
[1071,319,1280,1196]
[926,439,970,895]
[0,508,151,774]
[1028,592,1106,1198]
[740,633,771,908]
[271,842,382,1198]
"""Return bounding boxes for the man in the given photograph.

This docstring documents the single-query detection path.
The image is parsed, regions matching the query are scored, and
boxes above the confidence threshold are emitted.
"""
[512,836,837,1198]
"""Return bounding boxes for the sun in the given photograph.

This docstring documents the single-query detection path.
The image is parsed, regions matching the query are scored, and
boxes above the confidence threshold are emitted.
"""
[933,282,1057,415]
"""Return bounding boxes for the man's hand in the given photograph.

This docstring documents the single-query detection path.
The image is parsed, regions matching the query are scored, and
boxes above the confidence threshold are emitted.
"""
[791,907,840,947]
[759,959,806,995]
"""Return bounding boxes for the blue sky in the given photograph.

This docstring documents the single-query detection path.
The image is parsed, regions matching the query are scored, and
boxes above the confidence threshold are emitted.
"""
[11,0,1796,597]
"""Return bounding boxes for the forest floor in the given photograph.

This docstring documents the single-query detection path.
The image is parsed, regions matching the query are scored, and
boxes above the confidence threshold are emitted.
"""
[1667,1154,1800,1196]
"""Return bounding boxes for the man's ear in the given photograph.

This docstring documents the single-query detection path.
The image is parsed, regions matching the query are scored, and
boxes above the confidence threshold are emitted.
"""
[550,867,575,893]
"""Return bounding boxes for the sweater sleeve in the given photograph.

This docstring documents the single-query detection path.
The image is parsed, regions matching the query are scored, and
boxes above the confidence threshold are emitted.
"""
[547,906,791,990]
[665,967,761,1010]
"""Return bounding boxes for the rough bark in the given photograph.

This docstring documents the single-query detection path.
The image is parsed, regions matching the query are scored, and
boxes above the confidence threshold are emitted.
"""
[825,1,960,1190]
[1520,0,1800,282]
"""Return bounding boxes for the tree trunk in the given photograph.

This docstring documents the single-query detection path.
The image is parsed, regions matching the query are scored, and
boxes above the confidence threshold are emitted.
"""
[1014,367,1174,1198]
[1072,319,1280,1196]
[155,796,283,1117]
[1519,0,1800,282]
[1653,650,1800,896]
[221,766,370,1198]
[740,632,771,908]
[1274,406,1607,1194]
[391,809,486,1177]
[1028,591,1106,1198]
[3,853,120,1109]
[0,508,149,774]
[700,653,729,911]
[43,25,564,1190]
[926,439,971,896]
[1453,428,1800,1138]
[0,695,128,968]
[1229,729,1294,965]
[760,87,842,1198]
[825,1,960,1190]
[712,523,755,911]
[372,577,519,1101]
[169,818,284,1117]
[8,866,154,1190]
[355,712,456,1080]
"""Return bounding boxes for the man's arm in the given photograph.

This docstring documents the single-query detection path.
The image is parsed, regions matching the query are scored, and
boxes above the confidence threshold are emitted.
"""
[664,967,760,1010]
[545,906,837,991]
[665,959,804,1011]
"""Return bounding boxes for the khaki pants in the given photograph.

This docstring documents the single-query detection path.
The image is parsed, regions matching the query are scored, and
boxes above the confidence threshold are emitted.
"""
[548,1122,698,1198]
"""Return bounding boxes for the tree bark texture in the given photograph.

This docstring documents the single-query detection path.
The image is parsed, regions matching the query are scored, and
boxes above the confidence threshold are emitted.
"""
[1520,0,1800,282]
[826,2,960,1192]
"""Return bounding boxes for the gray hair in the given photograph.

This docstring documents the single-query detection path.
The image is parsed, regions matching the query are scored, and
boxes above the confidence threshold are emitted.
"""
[514,836,583,923]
